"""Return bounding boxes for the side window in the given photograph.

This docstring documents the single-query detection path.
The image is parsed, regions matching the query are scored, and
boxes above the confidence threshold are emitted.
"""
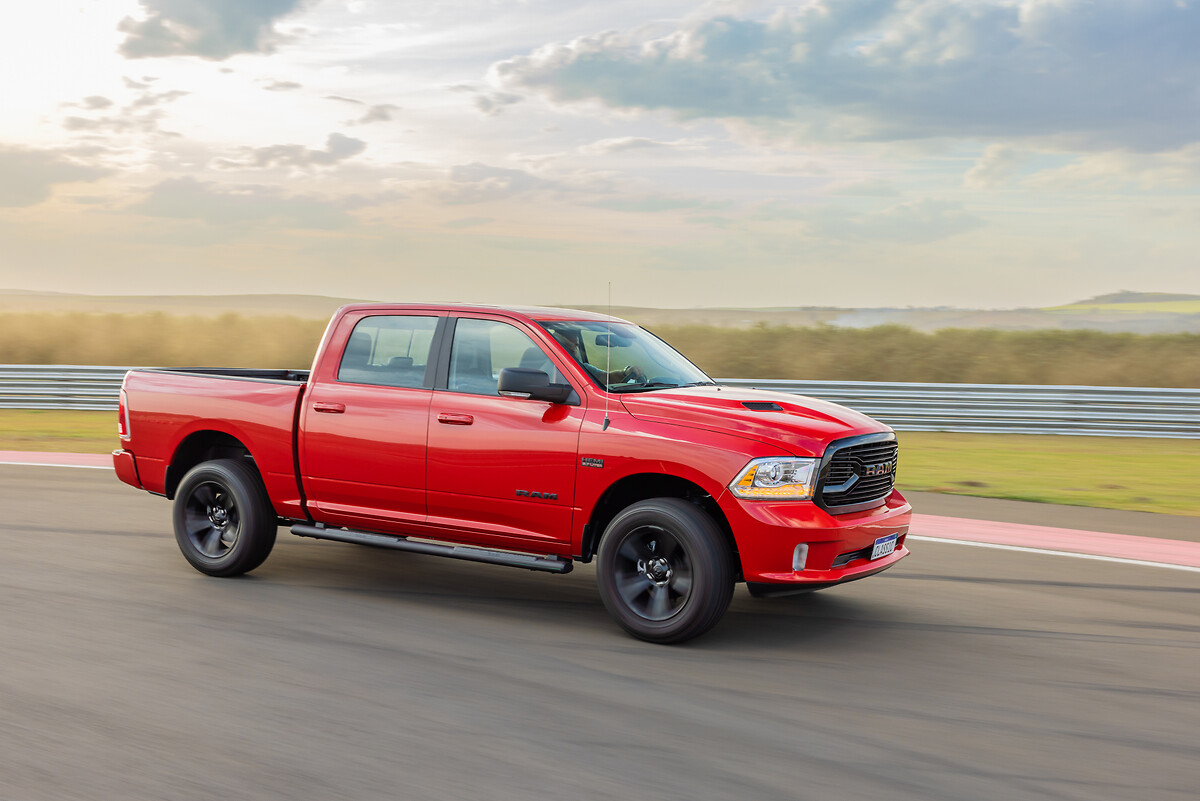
[337,315,438,388]
[449,318,563,396]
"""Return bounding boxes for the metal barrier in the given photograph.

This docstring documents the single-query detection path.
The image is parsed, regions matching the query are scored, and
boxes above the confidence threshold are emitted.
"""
[719,379,1200,438]
[0,365,132,411]
[3,365,1199,438]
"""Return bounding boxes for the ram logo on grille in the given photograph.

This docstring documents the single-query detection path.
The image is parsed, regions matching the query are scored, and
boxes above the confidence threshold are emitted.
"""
[863,461,894,477]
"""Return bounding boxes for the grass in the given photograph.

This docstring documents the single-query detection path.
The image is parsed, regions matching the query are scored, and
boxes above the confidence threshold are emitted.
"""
[4,312,1200,387]
[895,432,1200,517]
[2,411,1196,517]
[0,410,119,453]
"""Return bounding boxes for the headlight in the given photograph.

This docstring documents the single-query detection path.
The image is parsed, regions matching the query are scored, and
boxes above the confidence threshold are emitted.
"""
[728,457,818,500]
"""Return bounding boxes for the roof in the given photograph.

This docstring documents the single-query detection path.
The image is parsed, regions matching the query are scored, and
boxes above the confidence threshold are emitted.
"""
[332,302,631,324]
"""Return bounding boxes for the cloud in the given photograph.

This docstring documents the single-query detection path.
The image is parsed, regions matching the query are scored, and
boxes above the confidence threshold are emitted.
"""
[474,91,522,116]
[492,1,1200,152]
[964,145,1025,188]
[61,87,188,136]
[119,0,314,60]
[829,179,901,197]
[214,133,366,169]
[579,136,705,155]
[444,216,493,229]
[806,198,985,243]
[590,194,728,213]
[447,84,522,116]
[0,147,111,207]
[1025,145,1200,191]
[265,80,302,91]
[130,176,351,228]
[354,104,400,124]
[432,162,552,205]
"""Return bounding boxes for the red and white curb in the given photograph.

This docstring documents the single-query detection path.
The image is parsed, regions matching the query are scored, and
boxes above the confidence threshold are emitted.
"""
[909,514,1200,573]
[3,451,1197,572]
[0,451,112,469]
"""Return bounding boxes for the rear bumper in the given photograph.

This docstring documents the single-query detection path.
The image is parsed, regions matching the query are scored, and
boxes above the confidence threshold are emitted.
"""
[719,489,911,588]
[112,449,142,489]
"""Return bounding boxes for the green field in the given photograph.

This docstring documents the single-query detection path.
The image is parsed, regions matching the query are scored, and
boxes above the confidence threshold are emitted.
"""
[895,432,1200,517]
[3,411,1196,517]
[0,410,119,453]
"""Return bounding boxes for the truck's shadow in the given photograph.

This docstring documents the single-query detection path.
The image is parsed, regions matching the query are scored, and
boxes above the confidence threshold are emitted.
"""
[241,537,912,650]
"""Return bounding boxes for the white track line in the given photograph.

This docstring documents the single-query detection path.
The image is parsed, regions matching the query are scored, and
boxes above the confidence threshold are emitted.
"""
[0,460,110,469]
[908,535,1200,573]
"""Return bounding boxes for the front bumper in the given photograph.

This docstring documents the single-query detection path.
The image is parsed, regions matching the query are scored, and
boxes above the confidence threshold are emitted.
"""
[719,489,911,590]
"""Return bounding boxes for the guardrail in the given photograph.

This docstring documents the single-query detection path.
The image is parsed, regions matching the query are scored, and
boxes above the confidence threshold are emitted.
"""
[3,365,1199,438]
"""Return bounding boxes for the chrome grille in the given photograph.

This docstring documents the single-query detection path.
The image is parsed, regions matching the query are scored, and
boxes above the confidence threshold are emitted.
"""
[817,436,898,513]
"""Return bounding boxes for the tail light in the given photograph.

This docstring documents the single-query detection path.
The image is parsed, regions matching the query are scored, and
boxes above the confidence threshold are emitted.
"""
[118,388,130,440]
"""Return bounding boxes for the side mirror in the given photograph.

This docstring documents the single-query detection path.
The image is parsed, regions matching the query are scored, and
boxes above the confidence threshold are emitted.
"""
[498,367,573,403]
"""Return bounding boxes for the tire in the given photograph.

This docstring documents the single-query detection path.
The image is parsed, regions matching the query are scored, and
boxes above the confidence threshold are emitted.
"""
[172,459,277,577]
[596,498,734,644]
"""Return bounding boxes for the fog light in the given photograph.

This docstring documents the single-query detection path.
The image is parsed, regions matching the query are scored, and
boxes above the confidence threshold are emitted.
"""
[792,544,809,572]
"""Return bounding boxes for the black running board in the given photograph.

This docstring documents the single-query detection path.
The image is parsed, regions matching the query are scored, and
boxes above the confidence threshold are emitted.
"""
[290,524,573,574]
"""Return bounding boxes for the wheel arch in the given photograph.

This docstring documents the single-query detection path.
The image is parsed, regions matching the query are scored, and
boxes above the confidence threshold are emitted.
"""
[580,472,740,577]
[165,430,257,500]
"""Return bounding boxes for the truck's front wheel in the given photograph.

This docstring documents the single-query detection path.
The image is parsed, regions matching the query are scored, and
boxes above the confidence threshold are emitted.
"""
[596,498,734,644]
[173,459,277,577]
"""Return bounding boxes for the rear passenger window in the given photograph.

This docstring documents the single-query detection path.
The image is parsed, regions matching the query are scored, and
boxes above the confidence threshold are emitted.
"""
[338,316,438,388]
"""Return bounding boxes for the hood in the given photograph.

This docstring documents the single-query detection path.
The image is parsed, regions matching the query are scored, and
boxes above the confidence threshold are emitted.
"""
[618,385,888,457]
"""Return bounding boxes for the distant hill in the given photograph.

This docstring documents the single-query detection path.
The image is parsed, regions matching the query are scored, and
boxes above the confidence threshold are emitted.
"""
[1,291,1198,333]
[1045,291,1200,316]
[1067,291,1200,305]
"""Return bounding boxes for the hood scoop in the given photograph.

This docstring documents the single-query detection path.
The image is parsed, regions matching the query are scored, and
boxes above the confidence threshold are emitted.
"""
[741,401,783,411]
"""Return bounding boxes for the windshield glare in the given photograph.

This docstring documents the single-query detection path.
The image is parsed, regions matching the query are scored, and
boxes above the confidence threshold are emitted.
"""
[537,320,713,392]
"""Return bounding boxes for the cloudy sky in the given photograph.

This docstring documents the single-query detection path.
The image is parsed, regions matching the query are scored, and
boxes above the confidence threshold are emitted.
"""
[1,0,1198,308]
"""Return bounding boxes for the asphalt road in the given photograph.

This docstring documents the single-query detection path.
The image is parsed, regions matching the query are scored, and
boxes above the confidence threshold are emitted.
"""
[2,466,1197,801]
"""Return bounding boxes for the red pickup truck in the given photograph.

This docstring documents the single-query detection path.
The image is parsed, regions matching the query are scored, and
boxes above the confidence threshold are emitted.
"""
[114,303,910,642]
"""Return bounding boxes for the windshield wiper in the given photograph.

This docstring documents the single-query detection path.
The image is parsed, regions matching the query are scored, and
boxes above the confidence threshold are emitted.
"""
[607,381,681,393]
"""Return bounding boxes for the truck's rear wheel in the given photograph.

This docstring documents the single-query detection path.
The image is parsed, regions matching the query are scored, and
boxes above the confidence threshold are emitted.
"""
[596,498,734,644]
[173,459,276,577]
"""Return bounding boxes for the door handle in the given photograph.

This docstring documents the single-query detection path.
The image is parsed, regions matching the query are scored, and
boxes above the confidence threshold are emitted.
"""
[313,402,346,414]
[437,412,474,425]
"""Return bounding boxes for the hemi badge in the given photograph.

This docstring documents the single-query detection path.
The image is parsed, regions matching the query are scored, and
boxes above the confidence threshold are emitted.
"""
[582,457,604,468]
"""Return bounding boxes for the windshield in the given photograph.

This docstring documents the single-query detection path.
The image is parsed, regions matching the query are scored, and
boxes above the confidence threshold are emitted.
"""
[537,320,714,392]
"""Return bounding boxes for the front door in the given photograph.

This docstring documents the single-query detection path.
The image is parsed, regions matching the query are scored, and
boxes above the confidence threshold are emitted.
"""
[425,315,585,550]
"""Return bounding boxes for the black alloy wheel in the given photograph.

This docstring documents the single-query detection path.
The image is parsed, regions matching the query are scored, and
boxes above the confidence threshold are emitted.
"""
[182,481,241,559]
[172,459,276,577]
[611,524,694,622]
[597,498,734,644]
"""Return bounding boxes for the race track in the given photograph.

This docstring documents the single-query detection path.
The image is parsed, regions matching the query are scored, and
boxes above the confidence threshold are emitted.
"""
[1,465,1197,801]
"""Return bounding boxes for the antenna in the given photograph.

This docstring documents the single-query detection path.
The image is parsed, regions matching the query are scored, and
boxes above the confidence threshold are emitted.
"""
[602,281,612,431]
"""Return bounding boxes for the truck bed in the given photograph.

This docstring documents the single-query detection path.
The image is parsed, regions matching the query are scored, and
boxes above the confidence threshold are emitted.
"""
[122,368,308,518]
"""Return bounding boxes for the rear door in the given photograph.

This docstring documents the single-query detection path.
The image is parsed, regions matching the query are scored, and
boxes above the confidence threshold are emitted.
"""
[300,311,445,532]
[425,314,585,550]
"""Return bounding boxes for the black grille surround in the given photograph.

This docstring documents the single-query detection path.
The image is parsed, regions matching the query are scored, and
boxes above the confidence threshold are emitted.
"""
[814,432,899,515]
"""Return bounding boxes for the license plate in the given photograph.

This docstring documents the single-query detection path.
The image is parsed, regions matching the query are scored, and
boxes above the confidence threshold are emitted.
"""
[870,534,898,560]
